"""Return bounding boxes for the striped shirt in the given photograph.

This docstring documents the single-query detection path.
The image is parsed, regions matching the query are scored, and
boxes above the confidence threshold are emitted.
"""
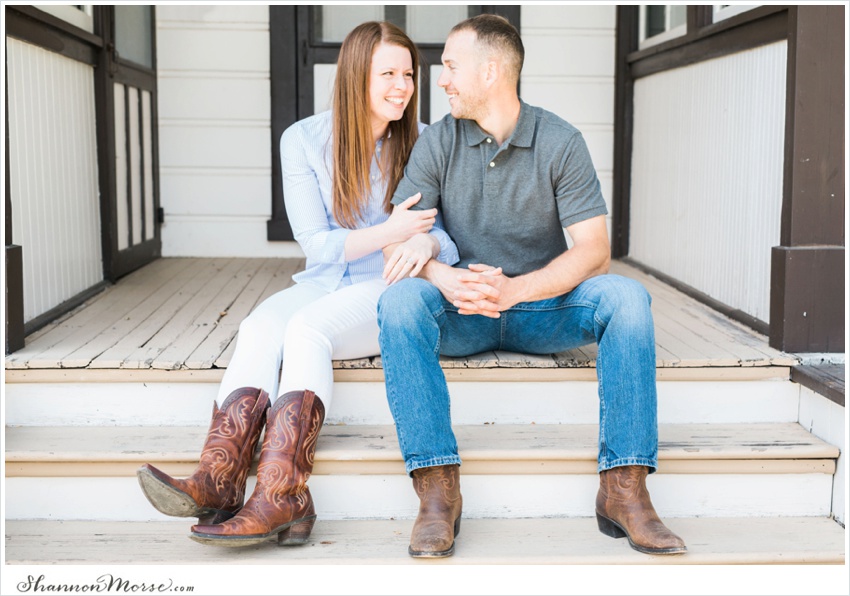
[281,110,459,292]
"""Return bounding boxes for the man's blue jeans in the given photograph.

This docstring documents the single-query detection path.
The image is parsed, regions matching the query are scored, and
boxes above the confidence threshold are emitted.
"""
[377,274,658,475]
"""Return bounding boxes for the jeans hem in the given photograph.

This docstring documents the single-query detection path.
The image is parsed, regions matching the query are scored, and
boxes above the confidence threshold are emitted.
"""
[598,457,657,474]
[405,456,462,476]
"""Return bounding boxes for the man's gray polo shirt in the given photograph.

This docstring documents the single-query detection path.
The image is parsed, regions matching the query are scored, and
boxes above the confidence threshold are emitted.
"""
[393,100,608,277]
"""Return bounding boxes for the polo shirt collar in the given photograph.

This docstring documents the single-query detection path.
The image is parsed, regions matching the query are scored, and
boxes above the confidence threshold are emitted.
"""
[462,99,535,148]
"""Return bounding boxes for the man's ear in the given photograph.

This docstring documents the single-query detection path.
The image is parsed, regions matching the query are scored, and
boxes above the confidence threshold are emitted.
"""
[483,59,499,87]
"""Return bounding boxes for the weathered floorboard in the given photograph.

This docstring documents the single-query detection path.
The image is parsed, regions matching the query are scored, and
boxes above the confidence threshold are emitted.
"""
[5,259,193,369]
[152,259,268,370]
[184,258,294,369]
[4,258,795,372]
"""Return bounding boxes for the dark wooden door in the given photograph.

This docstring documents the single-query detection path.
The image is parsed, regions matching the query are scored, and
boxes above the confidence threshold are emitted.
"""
[96,6,162,280]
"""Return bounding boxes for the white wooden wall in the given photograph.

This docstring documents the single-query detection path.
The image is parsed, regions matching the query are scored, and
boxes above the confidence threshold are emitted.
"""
[155,6,616,258]
[520,5,616,241]
[156,6,301,257]
[5,38,103,323]
[629,42,787,324]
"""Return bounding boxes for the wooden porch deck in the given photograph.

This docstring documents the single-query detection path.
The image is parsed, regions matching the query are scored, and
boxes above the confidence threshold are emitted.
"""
[4,258,796,375]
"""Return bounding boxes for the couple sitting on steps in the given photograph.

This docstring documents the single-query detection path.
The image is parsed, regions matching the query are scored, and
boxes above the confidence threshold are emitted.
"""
[137,15,686,558]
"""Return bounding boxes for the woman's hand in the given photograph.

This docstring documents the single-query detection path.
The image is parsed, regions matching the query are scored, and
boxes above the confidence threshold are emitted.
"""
[383,233,440,284]
[383,193,437,244]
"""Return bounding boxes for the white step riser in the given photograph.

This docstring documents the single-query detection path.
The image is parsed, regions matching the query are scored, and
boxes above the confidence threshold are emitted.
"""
[5,380,801,426]
[5,473,833,521]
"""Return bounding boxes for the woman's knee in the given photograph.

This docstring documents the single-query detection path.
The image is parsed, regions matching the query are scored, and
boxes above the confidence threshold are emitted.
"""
[238,307,290,344]
[284,309,333,353]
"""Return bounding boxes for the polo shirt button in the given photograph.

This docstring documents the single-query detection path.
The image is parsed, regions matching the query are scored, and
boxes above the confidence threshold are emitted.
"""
[489,162,495,167]
[486,138,492,143]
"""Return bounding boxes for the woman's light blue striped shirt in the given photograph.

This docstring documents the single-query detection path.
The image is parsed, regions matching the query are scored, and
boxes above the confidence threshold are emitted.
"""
[281,110,459,292]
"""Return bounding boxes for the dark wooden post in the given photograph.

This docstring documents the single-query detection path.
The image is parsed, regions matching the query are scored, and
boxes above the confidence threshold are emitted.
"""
[5,60,25,354]
[770,5,845,353]
[612,6,638,259]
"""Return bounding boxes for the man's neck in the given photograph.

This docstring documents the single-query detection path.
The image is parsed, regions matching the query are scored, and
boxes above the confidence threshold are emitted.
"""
[476,95,521,146]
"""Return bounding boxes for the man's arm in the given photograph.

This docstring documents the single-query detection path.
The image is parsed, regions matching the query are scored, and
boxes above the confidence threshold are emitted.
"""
[451,214,610,318]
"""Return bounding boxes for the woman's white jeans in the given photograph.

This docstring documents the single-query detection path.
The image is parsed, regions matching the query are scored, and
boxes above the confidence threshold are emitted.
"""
[217,278,387,412]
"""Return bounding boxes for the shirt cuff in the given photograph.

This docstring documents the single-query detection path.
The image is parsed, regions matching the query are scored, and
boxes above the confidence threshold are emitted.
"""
[429,228,460,266]
[318,228,351,264]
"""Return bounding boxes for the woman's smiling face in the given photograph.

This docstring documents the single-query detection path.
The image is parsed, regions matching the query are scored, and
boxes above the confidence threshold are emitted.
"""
[369,42,415,137]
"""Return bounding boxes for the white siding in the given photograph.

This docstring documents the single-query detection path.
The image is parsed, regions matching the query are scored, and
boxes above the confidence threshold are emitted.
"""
[520,5,616,240]
[5,38,103,323]
[156,6,302,257]
[629,42,787,323]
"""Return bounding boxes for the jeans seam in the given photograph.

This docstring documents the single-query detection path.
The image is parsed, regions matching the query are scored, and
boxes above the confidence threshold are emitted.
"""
[499,312,506,349]
[598,350,607,468]
[432,306,445,356]
[385,372,410,465]
[509,300,598,313]
[598,458,657,473]
[593,312,608,331]
[406,456,462,475]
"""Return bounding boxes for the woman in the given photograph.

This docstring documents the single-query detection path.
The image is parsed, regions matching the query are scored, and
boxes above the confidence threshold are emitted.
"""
[136,22,458,547]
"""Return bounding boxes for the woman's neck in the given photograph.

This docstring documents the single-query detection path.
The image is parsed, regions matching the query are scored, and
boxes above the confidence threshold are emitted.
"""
[372,121,389,144]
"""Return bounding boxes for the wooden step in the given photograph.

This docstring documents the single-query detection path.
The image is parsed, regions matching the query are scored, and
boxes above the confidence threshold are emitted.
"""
[3,517,844,565]
[4,372,801,427]
[5,423,837,521]
[5,422,838,477]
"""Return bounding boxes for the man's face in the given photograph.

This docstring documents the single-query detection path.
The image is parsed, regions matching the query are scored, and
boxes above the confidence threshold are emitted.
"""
[437,29,488,121]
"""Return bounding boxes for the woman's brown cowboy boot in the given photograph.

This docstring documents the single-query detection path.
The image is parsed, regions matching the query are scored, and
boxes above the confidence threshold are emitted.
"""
[408,464,463,558]
[596,465,687,555]
[189,389,325,547]
[137,387,270,525]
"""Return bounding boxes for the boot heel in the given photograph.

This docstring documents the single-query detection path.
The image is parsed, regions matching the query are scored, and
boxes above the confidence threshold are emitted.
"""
[453,514,462,538]
[277,516,316,546]
[596,513,627,539]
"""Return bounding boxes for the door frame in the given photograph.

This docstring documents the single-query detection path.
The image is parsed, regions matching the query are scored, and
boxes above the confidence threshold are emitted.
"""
[94,5,162,281]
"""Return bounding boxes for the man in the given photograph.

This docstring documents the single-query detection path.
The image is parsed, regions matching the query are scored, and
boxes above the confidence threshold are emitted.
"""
[378,14,686,558]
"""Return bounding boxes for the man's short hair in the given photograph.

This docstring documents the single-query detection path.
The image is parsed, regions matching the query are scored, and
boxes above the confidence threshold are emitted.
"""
[450,14,525,84]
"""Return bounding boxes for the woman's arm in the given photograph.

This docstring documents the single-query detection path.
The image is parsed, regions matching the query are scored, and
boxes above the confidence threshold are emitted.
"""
[341,193,437,262]
[381,210,459,284]
[282,123,437,264]
[282,124,350,265]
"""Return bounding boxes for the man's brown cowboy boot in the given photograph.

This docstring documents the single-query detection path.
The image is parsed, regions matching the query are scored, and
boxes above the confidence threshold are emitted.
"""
[189,389,325,547]
[137,387,270,525]
[596,465,686,555]
[408,464,463,558]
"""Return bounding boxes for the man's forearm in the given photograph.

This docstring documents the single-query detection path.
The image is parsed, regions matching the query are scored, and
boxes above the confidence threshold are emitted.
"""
[416,257,452,284]
[452,230,610,317]
[514,239,610,303]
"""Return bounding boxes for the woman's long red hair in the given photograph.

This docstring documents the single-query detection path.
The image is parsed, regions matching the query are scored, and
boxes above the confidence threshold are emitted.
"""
[332,21,420,229]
